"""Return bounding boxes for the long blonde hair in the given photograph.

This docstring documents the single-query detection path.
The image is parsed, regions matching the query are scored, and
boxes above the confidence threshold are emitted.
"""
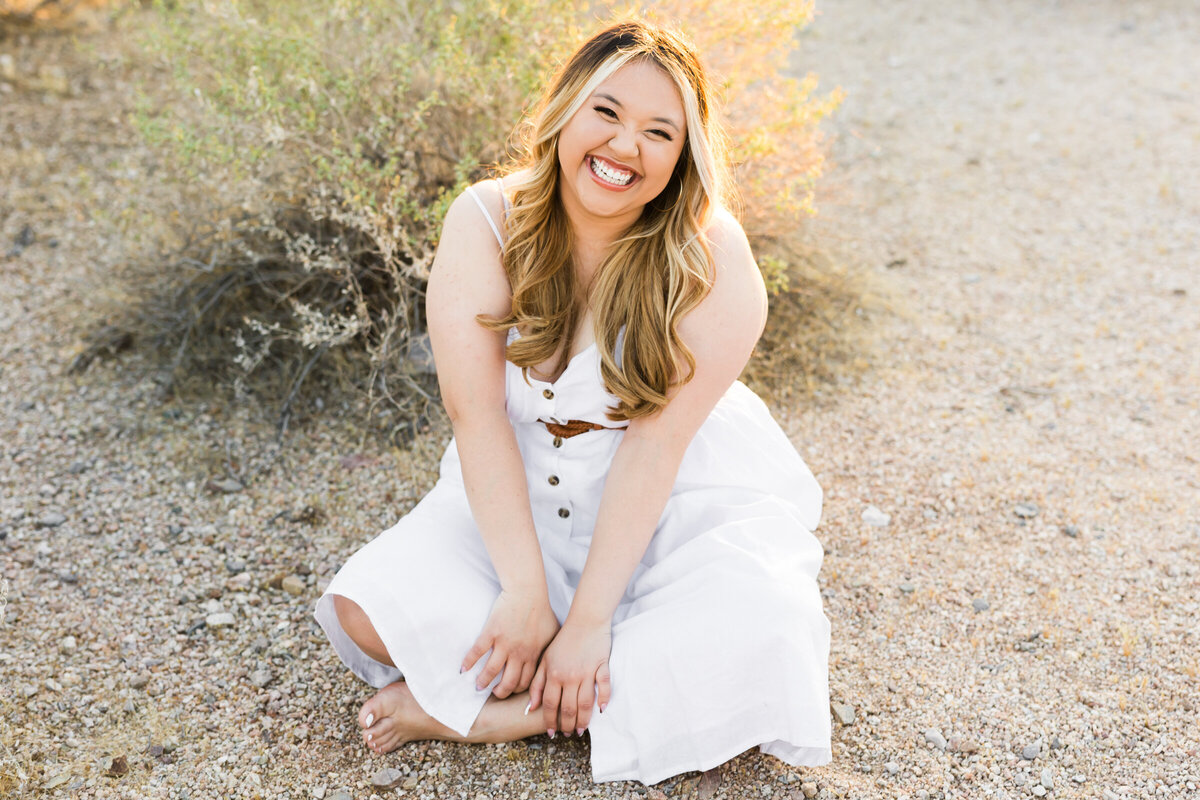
[480,20,734,420]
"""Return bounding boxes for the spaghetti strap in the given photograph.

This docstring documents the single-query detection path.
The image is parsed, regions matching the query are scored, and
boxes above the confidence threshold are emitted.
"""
[464,184,505,251]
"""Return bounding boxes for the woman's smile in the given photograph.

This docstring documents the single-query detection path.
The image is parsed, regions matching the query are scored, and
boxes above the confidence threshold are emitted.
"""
[586,155,640,189]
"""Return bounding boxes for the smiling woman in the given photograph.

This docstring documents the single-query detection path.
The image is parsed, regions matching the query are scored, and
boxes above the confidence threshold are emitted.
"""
[313,19,831,784]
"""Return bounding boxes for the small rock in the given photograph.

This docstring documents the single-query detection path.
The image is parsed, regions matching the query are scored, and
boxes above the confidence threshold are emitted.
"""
[207,477,244,494]
[801,782,818,799]
[129,673,150,690]
[59,635,77,654]
[206,612,235,628]
[1072,774,1086,784]
[21,684,38,698]
[371,767,403,789]
[225,558,246,574]
[329,791,353,800]
[885,762,900,776]
[1049,735,1064,750]
[1032,786,1047,798]
[282,575,306,596]
[1062,524,1079,538]
[36,512,67,528]
[312,787,326,800]
[1013,502,1040,519]
[104,755,129,777]
[402,776,420,790]
[899,582,916,594]
[0,54,15,81]
[43,772,72,790]
[972,598,989,612]
[862,505,891,527]
[924,728,947,751]
[249,669,273,689]
[1103,791,1119,800]
[68,461,88,474]
[953,738,979,754]
[1041,768,1054,789]
[1022,741,1042,760]
[252,637,270,653]
[831,702,856,726]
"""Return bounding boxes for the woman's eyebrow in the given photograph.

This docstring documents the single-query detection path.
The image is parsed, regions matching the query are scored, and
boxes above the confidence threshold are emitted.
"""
[594,92,681,131]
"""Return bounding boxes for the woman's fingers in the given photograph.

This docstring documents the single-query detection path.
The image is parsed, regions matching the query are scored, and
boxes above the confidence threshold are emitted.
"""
[541,678,562,737]
[574,679,595,734]
[528,662,546,712]
[460,633,492,675]
[557,680,578,737]
[596,661,612,714]
[493,655,525,699]
[476,646,507,691]
[516,661,536,697]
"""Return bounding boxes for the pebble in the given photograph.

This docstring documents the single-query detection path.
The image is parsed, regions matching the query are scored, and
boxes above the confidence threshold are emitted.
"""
[862,505,891,527]
[208,477,245,493]
[924,728,947,751]
[1013,502,1040,519]
[59,635,77,654]
[311,787,326,800]
[885,762,900,776]
[43,772,72,790]
[801,782,818,799]
[21,684,38,699]
[329,791,353,800]
[129,672,150,690]
[402,776,420,790]
[282,575,306,596]
[36,511,67,528]
[1041,768,1054,789]
[1062,524,1080,537]
[1032,786,1047,797]
[225,558,246,574]
[1022,741,1042,760]
[899,582,916,594]
[371,767,403,789]
[972,598,990,612]
[249,669,273,688]
[206,612,235,628]
[1103,790,1119,800]
[831,702,856,725]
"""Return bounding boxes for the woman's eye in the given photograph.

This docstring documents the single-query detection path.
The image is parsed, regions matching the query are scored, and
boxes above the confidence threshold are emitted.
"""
[650,129,673,141]
[594,105,618,119]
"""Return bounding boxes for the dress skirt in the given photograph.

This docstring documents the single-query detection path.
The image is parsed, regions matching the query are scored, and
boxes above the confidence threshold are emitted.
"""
[314,357,832,784]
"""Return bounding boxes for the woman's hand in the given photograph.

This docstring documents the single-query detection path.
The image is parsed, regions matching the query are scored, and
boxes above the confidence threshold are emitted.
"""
[462,589,560,698]
[528,620,613,737]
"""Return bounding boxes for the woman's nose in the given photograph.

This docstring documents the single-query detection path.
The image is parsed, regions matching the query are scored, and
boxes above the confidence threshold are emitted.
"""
[609,126,638,157]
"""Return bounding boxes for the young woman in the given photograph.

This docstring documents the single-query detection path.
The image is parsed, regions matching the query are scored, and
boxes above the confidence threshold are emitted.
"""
[314,20,831,784]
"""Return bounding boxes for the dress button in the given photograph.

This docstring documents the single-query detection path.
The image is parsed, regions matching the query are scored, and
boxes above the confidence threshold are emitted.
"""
[552,436,563,448]
[548,475,559,486]
[558,507,570,519]
[543,389,554,399]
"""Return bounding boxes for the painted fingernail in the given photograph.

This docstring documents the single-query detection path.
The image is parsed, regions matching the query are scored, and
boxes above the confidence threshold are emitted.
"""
[577,727,585,736]
[367,733,373,742]
[524,702,531,716]
[599,703,608,713]
[547,729,555,739]
[365,713,374,727]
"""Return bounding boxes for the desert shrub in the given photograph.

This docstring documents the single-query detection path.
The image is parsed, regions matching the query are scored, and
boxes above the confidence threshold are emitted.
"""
[105,0,843,434]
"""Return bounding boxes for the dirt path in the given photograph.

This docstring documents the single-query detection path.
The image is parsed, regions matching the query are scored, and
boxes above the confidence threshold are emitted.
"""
[2,2,1198,798]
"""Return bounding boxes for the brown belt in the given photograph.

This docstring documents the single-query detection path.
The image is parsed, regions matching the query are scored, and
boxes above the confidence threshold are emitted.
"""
[540,419,617,439]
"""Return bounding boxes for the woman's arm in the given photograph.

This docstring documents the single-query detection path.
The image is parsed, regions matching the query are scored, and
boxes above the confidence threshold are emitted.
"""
[529,211,769,735]
[426,183,559,699]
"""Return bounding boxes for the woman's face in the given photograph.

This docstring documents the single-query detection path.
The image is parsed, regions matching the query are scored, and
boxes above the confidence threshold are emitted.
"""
[556,59,688,230]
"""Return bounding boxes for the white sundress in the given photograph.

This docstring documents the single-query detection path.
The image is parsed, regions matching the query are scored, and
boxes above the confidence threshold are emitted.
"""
[313,183,832,784]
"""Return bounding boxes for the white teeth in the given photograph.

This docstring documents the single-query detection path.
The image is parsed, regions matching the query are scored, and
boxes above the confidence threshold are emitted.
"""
[590,157,633,186]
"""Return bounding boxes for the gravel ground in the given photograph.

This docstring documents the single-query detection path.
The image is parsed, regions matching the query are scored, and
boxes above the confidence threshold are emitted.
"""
[2,1,1198,798]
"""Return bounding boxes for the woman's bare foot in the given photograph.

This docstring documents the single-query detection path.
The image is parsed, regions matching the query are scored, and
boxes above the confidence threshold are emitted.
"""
[359,682,452,754]
[357,681,547,753]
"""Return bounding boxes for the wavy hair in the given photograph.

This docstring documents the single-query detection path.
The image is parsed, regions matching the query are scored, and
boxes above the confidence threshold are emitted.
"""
[479,20,734,420]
